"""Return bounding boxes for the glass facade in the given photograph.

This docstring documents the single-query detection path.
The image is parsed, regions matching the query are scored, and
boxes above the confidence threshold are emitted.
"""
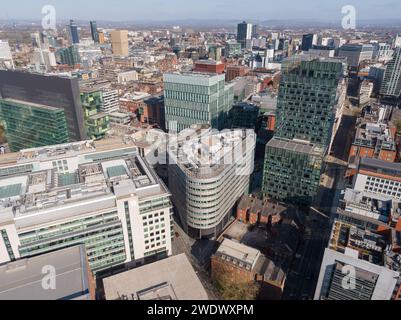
[262,57,344,204]
[0,98,69,152]
[18,210,126,274]
[164,73,234,132]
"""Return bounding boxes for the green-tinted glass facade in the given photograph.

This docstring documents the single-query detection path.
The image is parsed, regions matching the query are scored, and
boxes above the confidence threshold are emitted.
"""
[18,210,126,274]
[80,90,110,140]
[275,58,344,147]
[262,56,344,204]
[164,73,234,132]
[57,45,81,66]
[262,137,324,204]
[0,98,69,152]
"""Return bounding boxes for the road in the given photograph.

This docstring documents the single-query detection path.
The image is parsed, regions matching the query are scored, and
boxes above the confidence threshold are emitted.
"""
[282,113,353,300]
[172,219,220,300]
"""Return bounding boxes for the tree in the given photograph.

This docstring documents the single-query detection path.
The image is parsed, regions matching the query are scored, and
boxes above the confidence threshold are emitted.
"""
[212,261,260,300]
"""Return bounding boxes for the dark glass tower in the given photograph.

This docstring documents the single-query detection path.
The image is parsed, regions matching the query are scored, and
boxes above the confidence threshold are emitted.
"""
[69,20,80,44]
[90,21,99,43]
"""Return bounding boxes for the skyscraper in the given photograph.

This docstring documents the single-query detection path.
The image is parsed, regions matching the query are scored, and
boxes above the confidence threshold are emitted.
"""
[237,21,252,49]
[0,70,87,144]
[57,45,81,66]
[380,47,401,98]
[90,21,99,43]
[262,55,346,204]
[110,30,129,56]
[164,72,234,133]
[69,20,80,44]
[301,34,318,51]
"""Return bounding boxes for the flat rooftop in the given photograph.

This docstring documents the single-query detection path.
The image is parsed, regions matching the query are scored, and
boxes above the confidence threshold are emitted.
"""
[103,254,208,300]
[0,245,91,300]
[216,238,260,267]
[267,137,324,157]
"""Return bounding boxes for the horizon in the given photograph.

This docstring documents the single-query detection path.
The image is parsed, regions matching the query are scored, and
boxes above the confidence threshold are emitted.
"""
[1,0,401,22]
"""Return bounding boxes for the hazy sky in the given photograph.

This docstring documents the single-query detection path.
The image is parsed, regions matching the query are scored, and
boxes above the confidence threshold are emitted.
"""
[1,0,400,21]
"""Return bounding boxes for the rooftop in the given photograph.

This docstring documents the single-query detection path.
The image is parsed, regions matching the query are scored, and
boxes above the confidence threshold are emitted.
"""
[0,245,91,300]
[267,137,324,157]
[103,254,208,300]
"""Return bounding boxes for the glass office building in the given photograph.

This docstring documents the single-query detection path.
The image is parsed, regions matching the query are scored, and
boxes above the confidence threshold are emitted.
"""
[262,55,345,204]
[0,98,69,151]
[164,72,234,133]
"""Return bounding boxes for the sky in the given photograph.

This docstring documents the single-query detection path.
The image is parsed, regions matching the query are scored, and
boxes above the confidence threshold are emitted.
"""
[1,0,400,22]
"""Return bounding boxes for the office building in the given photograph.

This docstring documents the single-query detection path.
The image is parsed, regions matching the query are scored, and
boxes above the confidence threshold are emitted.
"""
[231,102,259,129]
[237,21,252,49]
[57,45,81,66]
[263,137,324,204]
[262,55,346,204]
[314,222,401,300]
[0,245,95,300]
[69,20,80,44]
[301,34,318,51]
[274,56,345,146]
[0,140,173,275]
[164,72,234,133]
[338,44,374,68]
[80,86,111,140]
[110,30,129,56]
[0,98,69,152]
[0,40,14,69]
[90,21,99,43]
[0,70,86,144]
[168,126,256,239]
[101,89,120,113]
[380,48,401,98]
[103,254,208,300]
[225,41,242,58]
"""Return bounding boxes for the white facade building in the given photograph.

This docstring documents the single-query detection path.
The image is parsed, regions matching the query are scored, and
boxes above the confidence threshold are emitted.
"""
[0,140,173,275]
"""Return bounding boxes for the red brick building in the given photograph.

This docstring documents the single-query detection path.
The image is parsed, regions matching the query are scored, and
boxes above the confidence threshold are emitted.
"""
[193,60,225,74]
[225,65,249,81]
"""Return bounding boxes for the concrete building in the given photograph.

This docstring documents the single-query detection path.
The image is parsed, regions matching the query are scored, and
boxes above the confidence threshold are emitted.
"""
[0,40,14,69]
[110,30,129,56]
[103,253,208,300]
[314,224,401,300]
[359,80,374,105]
[101,89,120,114]
[338,44,374,68]
[0,140,173,275]
[168,127,256,239]
[353,158,401,201]
[0,245,95,300]
[380,47,401,98]
[164,72,234,133]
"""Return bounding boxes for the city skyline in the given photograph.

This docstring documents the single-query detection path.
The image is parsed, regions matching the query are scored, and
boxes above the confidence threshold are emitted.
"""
[1,0,401,22]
